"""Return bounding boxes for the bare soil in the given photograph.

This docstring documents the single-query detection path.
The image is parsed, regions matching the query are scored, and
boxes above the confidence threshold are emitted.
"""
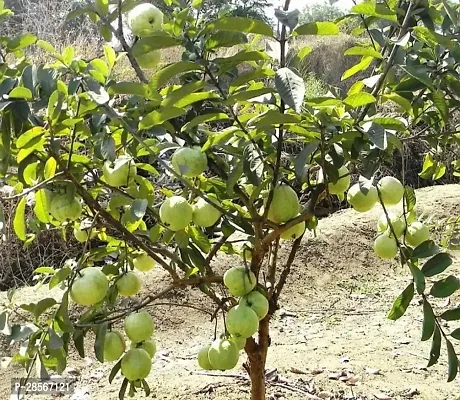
[1,184,460,400]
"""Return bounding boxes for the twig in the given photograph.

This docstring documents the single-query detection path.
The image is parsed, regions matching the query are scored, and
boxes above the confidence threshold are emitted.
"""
[0,172,65,200]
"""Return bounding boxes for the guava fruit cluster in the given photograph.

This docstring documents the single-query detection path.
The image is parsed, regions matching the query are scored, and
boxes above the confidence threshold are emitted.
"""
[197,267,269,371]
[159,147,222,230]
[126,3,164,69]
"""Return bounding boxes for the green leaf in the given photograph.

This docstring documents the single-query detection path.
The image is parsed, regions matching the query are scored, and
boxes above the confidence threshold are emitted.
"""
[86,80,109,104]
[182,113,230,132]
[132,35,180,57]
[298,46,312,60]
[413,240,439,259]
[174,92,220,108]
[421,300,435,341]
[362,122,386,150]
[446,339,459,382]
[104,44,116,69]
[387,282,414,320]
[215,50,268,64]
[150,61,202,90]
[274,68,305,113]
[206,17,273,37]
[34,298,57,319]
[8,87,32,100]
[95,0,109,15]
[55,291,74,333]
[47,328,63,350]
[140,107,185,130]
[188,226,211,253]
[34,189,52,224]
[432,91,448,124]
[13,197,27,241]
[293,21,339,36]
[73,329,85,358]
[109,359,122,383]
[205,31,248,50]
[422,253,453,277]
[34,267,55,275]
[17,127,45,149]
[119,378,129,400]
[441,308,460,321]
[430,275,460,298]
[174,230,189,249]
[443,0,458,26]
[427,326,441,367]
[404,186,416,212]
[94,322,108,363]
[295,141,320,182]
[342,56,373,81]
[149,225,162,243]
[344,46,383,59]
[7,33,37,51]
[109,82,152,98]
[44,157,57,179]
[0,311,10,335]
[400,65,435,91]
[381,93,414,116]
[131,199,148,220]
[49,266,71,290]
[351,1,397,22]
[408,263,425,294]
[344,92,376,108]
[451,328,460,341]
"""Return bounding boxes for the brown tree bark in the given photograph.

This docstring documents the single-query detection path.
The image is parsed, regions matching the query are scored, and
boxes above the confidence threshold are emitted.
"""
[245,317,270,400]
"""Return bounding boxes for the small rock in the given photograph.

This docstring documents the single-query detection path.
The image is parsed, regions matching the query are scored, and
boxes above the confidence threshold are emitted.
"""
[373,393,392,400]
[317,391,333,399]
[65,367,80,376]
[404,387,419,397]
[365,368,381,375]
[279,309,297,318]
[340,356,350,363]
[311,368,325,375]
[328,371,342,380]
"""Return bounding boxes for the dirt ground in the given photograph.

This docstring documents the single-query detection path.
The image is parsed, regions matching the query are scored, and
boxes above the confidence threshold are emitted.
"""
[1,184,460,400]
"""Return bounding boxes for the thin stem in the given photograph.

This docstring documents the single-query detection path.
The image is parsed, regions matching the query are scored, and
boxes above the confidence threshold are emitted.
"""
[0,172,65,200]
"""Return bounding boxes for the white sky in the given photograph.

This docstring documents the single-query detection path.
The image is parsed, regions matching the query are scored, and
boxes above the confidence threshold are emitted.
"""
[268,0,356,18]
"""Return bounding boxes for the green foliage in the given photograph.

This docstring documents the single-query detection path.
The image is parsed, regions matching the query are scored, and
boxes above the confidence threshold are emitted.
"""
[0,0,460,398]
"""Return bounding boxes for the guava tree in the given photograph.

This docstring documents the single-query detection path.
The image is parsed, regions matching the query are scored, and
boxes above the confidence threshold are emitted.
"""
[1,0,460,399]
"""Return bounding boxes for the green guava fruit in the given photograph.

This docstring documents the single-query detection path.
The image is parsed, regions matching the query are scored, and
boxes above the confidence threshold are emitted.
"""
[124,311,154,342]
[127,3,163,37]
[347,182,378,212]
[136,50,161,69]
[103,155,137,187]
[131,339,156,358]
[373,232,398,259]
[280,219,305,241]
[70,267,108,306]
[197,345,215,370]
[104,331,126,362]
[121,348,152,381]
[50,194,82,222]
[192,197,222,227]
[377,176,404,206]
[240,291,269,320]
[405,221,430,248]
[73,223,97,243]
[133,254,155,272]
[226,305,259,338]
[318,165,351,195]
[267,185,299,223]
[377,212,406,238]
[229,335,246,351]
[116,272,141,297]
[208,339,239,370]
[159,196,193,231]
[223,266,256,297]
[171,147,208,178]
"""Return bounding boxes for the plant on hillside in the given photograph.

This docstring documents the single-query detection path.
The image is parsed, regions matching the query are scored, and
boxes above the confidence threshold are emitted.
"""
[1,0,460,399]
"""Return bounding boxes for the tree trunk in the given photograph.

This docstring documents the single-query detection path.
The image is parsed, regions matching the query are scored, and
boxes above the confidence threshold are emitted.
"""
[245,317,270,400]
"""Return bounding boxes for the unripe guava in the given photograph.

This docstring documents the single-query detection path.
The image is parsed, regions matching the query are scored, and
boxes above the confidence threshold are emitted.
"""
[116,272,141,297]
[267,185,299,223]
[377,176,404,206]
[226,304,259,338]
[136,50,161,69]
[171,147,208,178]
[124,311,154,342]
[73,224,97,243]
[127,3,163,37]
[406,209,417,224]
[133,254,155,272]
[121,348,152,381]
[208,339,239,370]
[104,331,126,362]
[240,291,269,320]
[131,339,156,358]
[192,197,222,227]
[318,166,351,195]
[405,221,430,248]
[280,220,305,241]
[197,345,215,370]
[229,335,246,350]
[347,182,378,212]
[373,232,398,259]
[377,212,406,238]
[103,155,137,187]
[223,266,256,297]
[159,196,193,231]
[50,195,82,222]
[70,267,108,306]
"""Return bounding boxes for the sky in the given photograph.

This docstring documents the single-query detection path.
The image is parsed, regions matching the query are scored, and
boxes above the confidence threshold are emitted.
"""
[268,0,356,19]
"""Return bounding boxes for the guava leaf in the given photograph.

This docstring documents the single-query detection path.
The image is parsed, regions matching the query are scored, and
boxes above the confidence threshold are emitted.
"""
[275,67,305,113]
[446,339,459,382]
[421,300,435,341]
[427,326,441,367]
[421,253,452,277]
[387,282,414,320]
[13,197,27,241]
[412,240,439,259]
[47,328,64,350]
[430,275,460,298]
[94,322,108,363]
[440,307,460,321]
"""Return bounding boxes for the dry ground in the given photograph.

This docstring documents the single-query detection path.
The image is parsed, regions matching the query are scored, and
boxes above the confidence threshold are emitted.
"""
[1,184,460,400]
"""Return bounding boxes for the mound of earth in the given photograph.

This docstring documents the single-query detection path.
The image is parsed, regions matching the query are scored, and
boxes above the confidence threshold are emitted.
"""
[1,185,459,399]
